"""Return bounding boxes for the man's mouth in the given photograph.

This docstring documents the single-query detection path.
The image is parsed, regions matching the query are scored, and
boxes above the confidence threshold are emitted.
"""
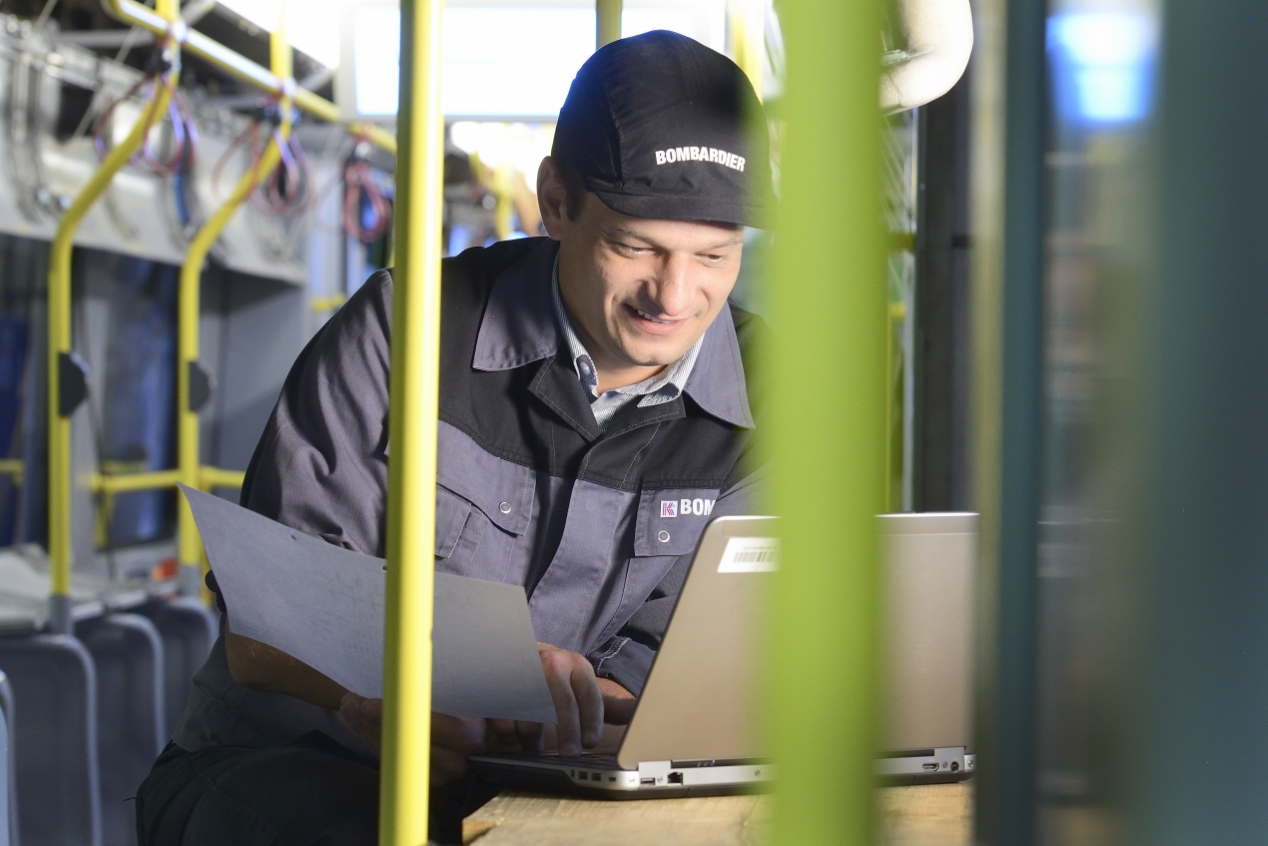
[626,304,677,325]
[633,307,673,324]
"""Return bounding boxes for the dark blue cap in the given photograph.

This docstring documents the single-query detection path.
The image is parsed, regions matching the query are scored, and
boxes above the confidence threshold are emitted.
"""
[552,30,773,228]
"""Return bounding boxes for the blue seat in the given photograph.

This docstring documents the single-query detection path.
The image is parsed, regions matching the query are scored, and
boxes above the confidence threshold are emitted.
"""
[76,614,165,846]
[139,597,218,738]
[0,634,101,846]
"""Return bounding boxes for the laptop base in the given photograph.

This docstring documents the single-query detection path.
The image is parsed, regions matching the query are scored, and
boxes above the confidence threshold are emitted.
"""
[469,753,772,800]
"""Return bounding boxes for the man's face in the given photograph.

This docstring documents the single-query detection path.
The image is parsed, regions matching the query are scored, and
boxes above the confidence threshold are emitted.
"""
[539,159,745,374]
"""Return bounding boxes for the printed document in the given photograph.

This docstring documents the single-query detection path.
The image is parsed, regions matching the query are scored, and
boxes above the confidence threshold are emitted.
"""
[180,485,556,724]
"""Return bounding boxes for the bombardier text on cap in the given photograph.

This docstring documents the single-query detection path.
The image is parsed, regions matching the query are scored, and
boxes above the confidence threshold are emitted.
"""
[654,146,747,172]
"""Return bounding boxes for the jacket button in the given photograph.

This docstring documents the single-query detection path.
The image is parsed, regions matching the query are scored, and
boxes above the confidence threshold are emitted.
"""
[499,501,512,514]
[657,530,670,543]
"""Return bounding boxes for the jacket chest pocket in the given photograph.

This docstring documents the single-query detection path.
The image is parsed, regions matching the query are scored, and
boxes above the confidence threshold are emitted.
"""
[432,449,535,583]
[633,488,722,557]
[590,487,723,649]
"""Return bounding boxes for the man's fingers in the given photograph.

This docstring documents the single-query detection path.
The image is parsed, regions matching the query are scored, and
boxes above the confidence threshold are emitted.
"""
[432,713,486,755]
[571,662,604,747]
[339,693,383,754]
[358,697,382,721]
[539,647,582,756]
[431,746,470,785]
[488,718,518,746]
[516,720,544,749]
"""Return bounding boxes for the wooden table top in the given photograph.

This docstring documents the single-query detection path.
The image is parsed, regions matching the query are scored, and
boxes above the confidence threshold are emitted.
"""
[462,781,972,846]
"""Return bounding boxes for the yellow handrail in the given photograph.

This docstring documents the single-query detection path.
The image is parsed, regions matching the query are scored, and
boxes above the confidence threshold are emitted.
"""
[174,17,295,596]
[90,470,181,495]
[596,0,621,48]
[199,467,246,490]
[0,460,22,486]
[99,0,396,156]
[727,0,764,97]
[768,0,884,844]
[47,0,183,633]
[379,0,444,841]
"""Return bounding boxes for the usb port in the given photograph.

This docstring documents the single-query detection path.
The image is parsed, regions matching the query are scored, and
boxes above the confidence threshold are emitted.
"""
[577,772,588,780]
[640,777,656,785]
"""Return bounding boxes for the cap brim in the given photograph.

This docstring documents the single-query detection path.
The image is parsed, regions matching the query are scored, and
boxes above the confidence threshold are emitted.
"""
[590,189,774,230]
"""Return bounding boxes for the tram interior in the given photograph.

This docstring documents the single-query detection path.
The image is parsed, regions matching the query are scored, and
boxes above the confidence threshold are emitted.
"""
[0,0,1260,844]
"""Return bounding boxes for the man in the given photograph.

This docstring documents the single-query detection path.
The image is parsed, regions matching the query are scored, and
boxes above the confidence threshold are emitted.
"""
[137,30,772,845]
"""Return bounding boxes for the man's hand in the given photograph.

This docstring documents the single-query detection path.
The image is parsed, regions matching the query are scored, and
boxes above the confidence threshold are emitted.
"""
[487,643,636,757]
[339,694,487,785]
[431,714,486,784]
[340,692,383,754]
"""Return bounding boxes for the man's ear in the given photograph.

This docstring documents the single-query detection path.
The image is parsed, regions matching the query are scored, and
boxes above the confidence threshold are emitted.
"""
[537,156,568,241]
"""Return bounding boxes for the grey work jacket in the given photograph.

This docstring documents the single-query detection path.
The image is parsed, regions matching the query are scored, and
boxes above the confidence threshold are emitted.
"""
[174,237,765,756]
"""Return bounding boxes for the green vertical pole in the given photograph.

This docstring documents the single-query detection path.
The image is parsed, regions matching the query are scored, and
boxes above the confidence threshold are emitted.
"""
[768,0,884,844]
[970,0,1046,841]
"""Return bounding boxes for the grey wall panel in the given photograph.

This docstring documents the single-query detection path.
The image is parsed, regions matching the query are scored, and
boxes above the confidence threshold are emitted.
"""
[200,269,307,475]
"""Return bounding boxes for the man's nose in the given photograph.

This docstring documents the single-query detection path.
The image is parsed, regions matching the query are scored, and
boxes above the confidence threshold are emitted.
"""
[647,254,691,316]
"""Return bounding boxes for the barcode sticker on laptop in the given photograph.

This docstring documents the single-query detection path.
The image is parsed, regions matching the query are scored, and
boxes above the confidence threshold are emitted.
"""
[718,537,779,572]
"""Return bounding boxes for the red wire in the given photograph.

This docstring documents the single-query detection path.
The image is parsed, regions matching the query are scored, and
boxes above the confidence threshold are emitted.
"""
[92,72,197,177]
[209,121,259,205]
[342,158,392,243]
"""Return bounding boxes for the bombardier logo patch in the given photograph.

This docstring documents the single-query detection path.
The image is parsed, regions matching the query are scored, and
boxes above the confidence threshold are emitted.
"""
[654,146,746,172]
[660,498,716,518]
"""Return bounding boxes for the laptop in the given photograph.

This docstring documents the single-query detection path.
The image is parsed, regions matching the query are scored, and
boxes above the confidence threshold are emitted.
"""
[875,512,978,784]
[469,511,978,796]
[470,515,777,798]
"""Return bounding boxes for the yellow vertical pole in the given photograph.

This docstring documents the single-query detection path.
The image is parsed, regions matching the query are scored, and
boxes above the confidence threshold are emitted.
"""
[596,0,621,48]
[768,1,883,846]
[727,0,764,97]
[46,0,180,632]
[174,7,294,597]
[379,0,444,843]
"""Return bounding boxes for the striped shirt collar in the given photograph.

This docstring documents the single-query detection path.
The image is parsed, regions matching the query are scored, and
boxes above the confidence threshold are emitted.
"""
[551,260,703,430]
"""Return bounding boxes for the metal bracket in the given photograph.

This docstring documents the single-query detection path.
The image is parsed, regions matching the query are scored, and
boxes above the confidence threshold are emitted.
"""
[187,360,213,412]
[57,351,89,417]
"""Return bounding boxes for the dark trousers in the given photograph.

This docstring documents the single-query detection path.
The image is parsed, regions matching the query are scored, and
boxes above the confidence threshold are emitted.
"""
[136,734,499,846]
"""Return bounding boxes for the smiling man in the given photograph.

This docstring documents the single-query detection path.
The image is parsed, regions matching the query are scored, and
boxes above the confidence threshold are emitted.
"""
[137,29,772,846]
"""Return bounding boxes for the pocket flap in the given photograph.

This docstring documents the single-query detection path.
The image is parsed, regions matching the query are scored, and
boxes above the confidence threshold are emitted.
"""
[634,488,722,557]
[434,488,472,558]
[436,423,535,535]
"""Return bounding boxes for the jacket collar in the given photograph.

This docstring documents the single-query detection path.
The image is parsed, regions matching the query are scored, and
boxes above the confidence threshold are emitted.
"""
[473,237,755,429]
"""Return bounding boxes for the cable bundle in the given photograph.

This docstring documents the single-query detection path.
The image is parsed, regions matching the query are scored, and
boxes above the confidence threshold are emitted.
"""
[92,49,197,176]
[341,140,392,243]
[210,101,313,217]
[256,122,312,217]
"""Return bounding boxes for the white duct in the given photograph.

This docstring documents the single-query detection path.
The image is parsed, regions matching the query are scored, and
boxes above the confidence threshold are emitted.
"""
[882,0,974,113]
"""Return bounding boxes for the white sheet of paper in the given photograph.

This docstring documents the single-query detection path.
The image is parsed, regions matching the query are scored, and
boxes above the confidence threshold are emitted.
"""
[181,485,556,724]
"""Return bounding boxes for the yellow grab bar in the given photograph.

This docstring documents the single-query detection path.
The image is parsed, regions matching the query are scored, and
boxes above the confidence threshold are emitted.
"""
[90,470,181,495]
[596,0,621,48]
[99,0,396,155]
[174,20,295,597]
[47,0,183,633]
[379,0,445,841]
